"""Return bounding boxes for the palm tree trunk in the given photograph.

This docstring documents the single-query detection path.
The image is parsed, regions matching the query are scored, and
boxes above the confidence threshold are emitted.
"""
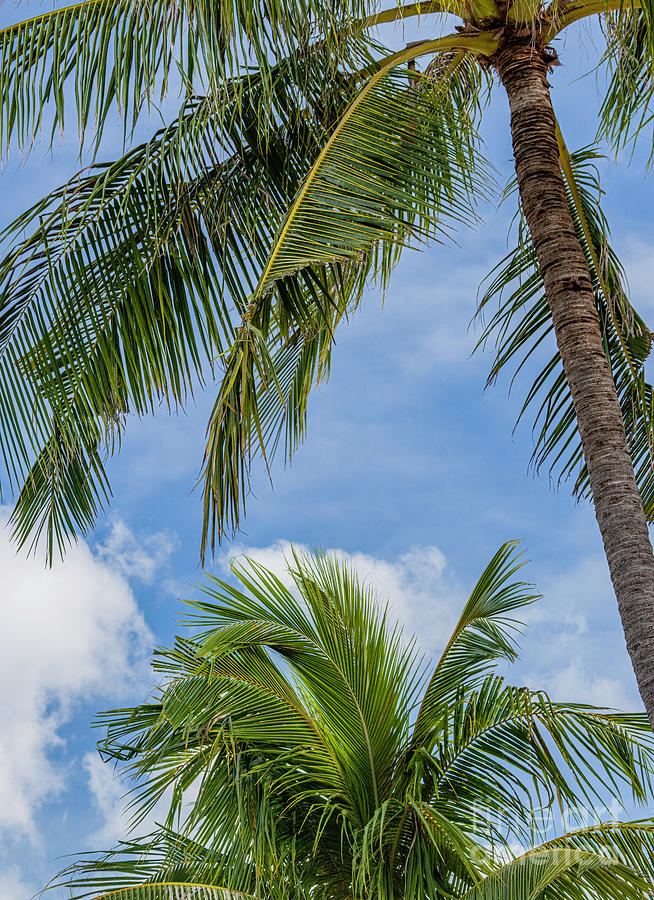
[496,37,654,725]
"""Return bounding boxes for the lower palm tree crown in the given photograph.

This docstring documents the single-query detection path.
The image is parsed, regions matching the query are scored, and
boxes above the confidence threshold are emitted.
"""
[56,542,654,900]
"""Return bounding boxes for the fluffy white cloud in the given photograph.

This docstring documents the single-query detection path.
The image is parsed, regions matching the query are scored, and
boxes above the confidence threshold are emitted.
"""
[96,516,177,584]
[85,749,200,849]
[84,752,133,848]
[0,512,157,842]
[0,864,36,900]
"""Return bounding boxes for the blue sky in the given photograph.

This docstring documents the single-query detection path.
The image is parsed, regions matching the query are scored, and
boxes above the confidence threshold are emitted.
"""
[1,5,654,897]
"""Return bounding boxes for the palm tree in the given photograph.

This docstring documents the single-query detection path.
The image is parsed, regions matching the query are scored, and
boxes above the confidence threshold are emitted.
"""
[52,543,654,900]
[3,0,654,719]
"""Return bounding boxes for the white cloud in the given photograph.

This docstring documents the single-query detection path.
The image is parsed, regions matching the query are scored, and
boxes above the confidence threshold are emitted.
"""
[0,864,35,900]
[349,250,504,379]
[543,662,632,709]
[84,752,132,848]
[0,511,159,842]
[96,518,177,584]
[84,750,199,849]
[514,555,640,709]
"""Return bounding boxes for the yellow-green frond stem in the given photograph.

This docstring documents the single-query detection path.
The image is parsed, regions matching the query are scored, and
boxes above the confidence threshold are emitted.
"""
[257,38,492,296]
[361,0,500,29]
[546,0,646,40]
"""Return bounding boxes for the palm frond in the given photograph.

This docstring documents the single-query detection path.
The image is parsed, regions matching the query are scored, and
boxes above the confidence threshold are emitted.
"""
[541,820,654,889]
[198,46,490,557]
[52,823,305,900]
[95,550,422,844]
[0,0,372,157]
[462,846,649,900]
[598,4,654,158]
[411,541,538,747]
[353,793,487,899]
[0,93,233,557]
[72,885,254,900]
[429,677,654,847]
[198,284,353,560]
[55,549,654,900]
[0,40,363,560]
[1,0,188,155]
[257,47,487,296]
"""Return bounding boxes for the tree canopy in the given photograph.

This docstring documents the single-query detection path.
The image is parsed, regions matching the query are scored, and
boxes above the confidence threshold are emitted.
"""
[52,543,654,899]
[1,0,654,563]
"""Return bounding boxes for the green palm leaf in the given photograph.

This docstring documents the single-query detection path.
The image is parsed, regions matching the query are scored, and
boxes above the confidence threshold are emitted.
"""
[430,678,654,846]
[257,45,487,296]
[0,0,189,155]
[50,828,244,898]
[462,847,648,900]
[199,290,350,560]
[0,93,233,556]
[110,549,422,833]
[597,5,654,158]
[541,820,654,888]
[411,541,538,747]
[0,40,361,558]
[70,886,254,900]
[197,44,492,557]
[54,548,654,900]
[0,0,371,157]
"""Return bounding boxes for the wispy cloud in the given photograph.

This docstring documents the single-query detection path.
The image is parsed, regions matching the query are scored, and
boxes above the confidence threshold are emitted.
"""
[515,554,640,710]
[96,517,178,585]
[0,864,36,900]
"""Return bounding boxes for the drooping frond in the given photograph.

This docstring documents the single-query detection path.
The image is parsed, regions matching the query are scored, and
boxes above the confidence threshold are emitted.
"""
[410,541,538,747]
[51,829,228,899]
[0,0,372,157]
[541,820,654,891]
[0,41,363,560]
[476,143,654,516]
[257,47,487,296]
[64,886,255,900]
[197,48,490,558]
[198,285,354,561]
[598,4,654,159]
[428,677,654,849]
[0,94,234,557]
[0,0,194,157]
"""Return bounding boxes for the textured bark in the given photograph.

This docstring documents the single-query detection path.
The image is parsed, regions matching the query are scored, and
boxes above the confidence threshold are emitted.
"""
[496,37,654,726]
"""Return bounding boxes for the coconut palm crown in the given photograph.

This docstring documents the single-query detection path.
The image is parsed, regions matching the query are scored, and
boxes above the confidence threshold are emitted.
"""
[4,0,654,718]
[53,543,654,900]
